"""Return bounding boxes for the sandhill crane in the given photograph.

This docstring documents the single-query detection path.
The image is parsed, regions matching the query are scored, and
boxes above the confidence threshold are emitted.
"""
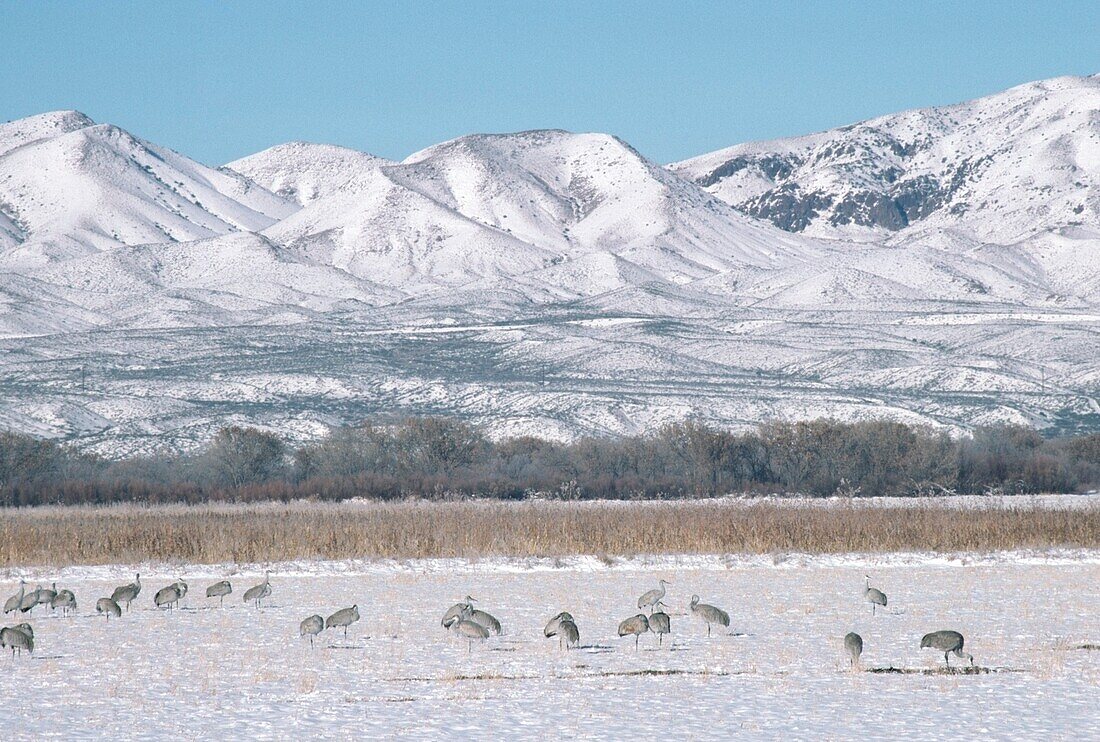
[243,572,271,609]
[3,580,26,615]
[544,612,577,649]
[0,626,33,656]
[19,584,42,614]
[468,607,502,636]
[864,575,887,615]
[326,605,360,638]
[300,615,324,647]
[920,630,973,669]
[36,583,57,608]
[96,597,122,620]
[172,580,188,599]
[51,589,77,616]
[111,574,141,611]
[441,596,476,628]
[844,632,863,669]
[650,608,671,646]
[544,612,573,640]
[557,619,580,650]
[12,622,33,640]
[206,580,232,606]
[689,595,730,637]
[154,583,183,610]
[618,614,650,650]
[448,616,490,652]
[638,580,670,613]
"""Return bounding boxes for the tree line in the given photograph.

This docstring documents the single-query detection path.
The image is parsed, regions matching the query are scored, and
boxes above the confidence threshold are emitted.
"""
[1,418,1097,507]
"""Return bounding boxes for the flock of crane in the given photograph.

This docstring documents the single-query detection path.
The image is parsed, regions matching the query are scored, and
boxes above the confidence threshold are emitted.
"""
[3,570,975,670]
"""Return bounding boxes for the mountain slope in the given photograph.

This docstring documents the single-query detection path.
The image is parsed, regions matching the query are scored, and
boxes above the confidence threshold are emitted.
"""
[262,130,822,295]
[671,75,1100,243]
[226,141,389,206]
[0,112,297,268]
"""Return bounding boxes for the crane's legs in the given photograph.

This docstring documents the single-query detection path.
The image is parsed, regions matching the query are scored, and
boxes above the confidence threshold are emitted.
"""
[707,623,712,637]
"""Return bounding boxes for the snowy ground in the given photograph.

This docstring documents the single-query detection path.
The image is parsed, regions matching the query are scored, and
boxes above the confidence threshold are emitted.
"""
[2,554,1098,739]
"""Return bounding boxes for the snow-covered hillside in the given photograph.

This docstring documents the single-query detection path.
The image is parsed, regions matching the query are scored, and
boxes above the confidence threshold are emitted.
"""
[0,75,1097,454]
[671,75,1100,244]
[0,112,295,269]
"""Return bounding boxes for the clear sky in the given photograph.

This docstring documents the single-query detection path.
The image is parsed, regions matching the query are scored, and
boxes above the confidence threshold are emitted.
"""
[2,1,1097,166]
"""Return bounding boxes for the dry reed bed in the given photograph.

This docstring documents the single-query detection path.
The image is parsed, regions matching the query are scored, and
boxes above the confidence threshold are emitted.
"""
[1,499,1097,567]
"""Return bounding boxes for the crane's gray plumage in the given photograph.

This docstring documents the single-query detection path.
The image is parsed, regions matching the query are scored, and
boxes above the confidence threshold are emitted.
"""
[36,582,57,608]
[19,584,42,614]
[243,572,271,609]
[171,580,188,599]
[111,573,141,611]
[864,575,887,615]
[448,616,490,652]
[154,583,183,610]
[441,596,477,628]
[96,597,122,620]
[650,608,671,646]
[689,594,730,637]
[544,612,573,638]
[300,614,324,647]
[206,580,232,606]
[544,612,578,649]
[51,589,77,615]
[468,608,502,636]
[557,619,580,650]
[844,632,863,669]
[0,625,34,656]
[326,605,361,638]
[618,614,650,650]
[920,630,973,668]
[3,580,26,615]
[637,580,670,613]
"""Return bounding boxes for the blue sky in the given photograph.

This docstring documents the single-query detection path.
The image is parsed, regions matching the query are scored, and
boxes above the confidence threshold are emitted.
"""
[2,1,1097,165]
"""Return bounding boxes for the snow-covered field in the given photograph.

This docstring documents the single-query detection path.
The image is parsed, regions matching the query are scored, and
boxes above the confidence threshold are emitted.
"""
[3,554,1098,739]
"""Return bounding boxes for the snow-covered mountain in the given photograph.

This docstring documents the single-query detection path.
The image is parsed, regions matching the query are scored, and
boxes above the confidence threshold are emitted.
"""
[0,112,295,269]
[671,75,1100,244]
[0,74,1098,454]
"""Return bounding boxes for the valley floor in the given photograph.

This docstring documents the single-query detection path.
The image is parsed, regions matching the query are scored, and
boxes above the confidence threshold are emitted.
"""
[2,554,1098,739]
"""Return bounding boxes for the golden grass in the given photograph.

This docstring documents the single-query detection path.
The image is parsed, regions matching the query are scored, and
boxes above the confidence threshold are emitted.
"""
[0,498,1096,567]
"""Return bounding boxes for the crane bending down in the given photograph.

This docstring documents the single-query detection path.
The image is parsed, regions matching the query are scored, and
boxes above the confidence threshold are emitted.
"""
[326,605,360,638]
[920,630,974,669]
[689,595,730,637]
[618,614,650,650]
[96,597,122,620]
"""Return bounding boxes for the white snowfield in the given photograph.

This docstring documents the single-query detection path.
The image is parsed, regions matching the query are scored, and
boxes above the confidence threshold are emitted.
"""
[1,74,1099,453]
[1,552,1097,739]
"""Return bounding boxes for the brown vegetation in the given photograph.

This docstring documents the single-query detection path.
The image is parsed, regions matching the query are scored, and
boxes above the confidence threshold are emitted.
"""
[3,418,1099,507]
[1,498,1096,567]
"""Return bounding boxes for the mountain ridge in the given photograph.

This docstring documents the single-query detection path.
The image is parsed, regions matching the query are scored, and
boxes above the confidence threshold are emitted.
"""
[0,74,1097,453]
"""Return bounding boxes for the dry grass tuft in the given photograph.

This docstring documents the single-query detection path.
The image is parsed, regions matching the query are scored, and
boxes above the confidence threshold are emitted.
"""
[0,498,1096,567]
